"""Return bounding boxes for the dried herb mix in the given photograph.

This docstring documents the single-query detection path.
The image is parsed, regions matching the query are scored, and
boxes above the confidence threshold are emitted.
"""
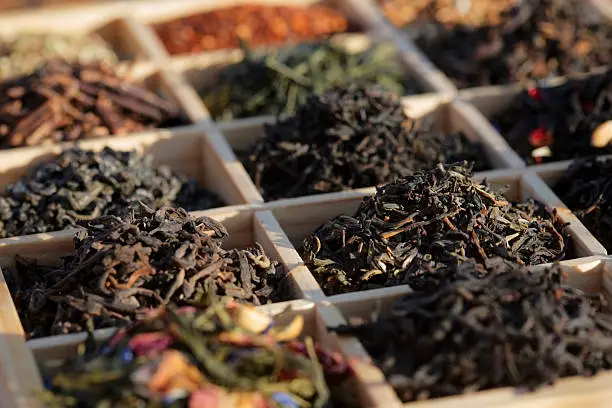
[492,69,612,164]
[553,157,612,252]
[0,147,223,238]
[202,40,419,120]
[332,258,612,401]
[409,0,612,88]
[300,164,567,295]
[41,302,353,407]
[242,85,487,201]
[154,4,350,55]
[7,206,282,339]
[378,0,515,28]
[0,60,186,149]
[0,32,119,80]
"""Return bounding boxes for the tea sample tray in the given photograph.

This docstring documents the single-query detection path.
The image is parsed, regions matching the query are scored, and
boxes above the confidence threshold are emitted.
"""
[0,0,611,407]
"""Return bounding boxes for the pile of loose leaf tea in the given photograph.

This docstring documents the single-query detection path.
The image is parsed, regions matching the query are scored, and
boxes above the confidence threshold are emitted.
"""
[409,0,612,88]
[0,147,223,238]
[41,301,354,407]
[242,85,488,201]
[0,59,186,148]
[553,157,612,251]
[377,0,515,28]
[7,206,283,339]
[154,4,350,54]
[492,69,612,164]
[0,32,119,80]
[202,40,419,120]
[332,258,612,401]
[300,164,567,295]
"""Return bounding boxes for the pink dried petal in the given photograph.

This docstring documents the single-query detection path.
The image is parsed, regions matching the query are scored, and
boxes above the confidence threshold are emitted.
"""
[129,332,173,356]
[189,387,221,408]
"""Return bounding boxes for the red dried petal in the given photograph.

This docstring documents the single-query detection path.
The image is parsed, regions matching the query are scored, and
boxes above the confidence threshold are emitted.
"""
[528,128,553,147]
[527,87,541,100]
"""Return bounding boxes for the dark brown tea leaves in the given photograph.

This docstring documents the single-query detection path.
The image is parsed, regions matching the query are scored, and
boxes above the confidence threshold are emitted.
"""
[493,69,612,164]
[332,258,612,401]
[0,147,223,238]
[242,85,488,201]
[41,302,354,407]
[553,157,612,252]
[410,0,612,88]
[300,164,567,295]
[7,206,282,339]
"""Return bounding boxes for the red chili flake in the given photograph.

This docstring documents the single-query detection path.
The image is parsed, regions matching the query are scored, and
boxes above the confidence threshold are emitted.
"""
[583,101,594,111]
[527,87,541,100]
[528,128,553,147]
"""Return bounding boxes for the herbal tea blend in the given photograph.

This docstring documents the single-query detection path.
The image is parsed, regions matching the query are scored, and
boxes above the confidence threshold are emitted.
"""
[492,69,612,164]
[41,302,353,407]
[0,147,223,238]
[7,207,282,339]
[0,60,185,148]
[332,258,612,401]
[377,0,515,28]
[154,4,349,54]
[553,157,612,252]
[300,164,567,295]
[242,85,488,201]
[0,32,119,80]
[410,0,612,88]
[202,40,418,120]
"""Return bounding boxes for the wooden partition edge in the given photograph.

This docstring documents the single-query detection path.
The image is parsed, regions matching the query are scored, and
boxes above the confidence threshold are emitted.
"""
[159,70,210,122]
[0,268,42,408]
[450,99,526,169]
[338,0,456,94]
[522,173,607,257]
[200,122,265,204]
[0,2,123,28]
[590,0,612,21]
[121,16,170,62]
[254,211,326,301]
[317,301,403,407]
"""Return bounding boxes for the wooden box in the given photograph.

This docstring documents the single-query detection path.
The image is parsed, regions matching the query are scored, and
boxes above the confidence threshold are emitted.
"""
[0,1,611,407]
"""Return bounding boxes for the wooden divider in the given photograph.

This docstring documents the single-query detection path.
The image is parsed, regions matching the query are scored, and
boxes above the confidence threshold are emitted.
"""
[0,1,611,407]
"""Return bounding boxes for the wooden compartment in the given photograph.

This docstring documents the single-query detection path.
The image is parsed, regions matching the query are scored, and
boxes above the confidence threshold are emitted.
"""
[2,298,373,408]
[457,73,609,168]
[0,207,320,369]
[526,156,612,255]
[356,0,612,95]
[0,126,255,220]
[135,0,374,54]
[267,168,606,300]
[172,33,428,123]
[0,5,150,62]
[215,94,526,204]
[329,256,612,407]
